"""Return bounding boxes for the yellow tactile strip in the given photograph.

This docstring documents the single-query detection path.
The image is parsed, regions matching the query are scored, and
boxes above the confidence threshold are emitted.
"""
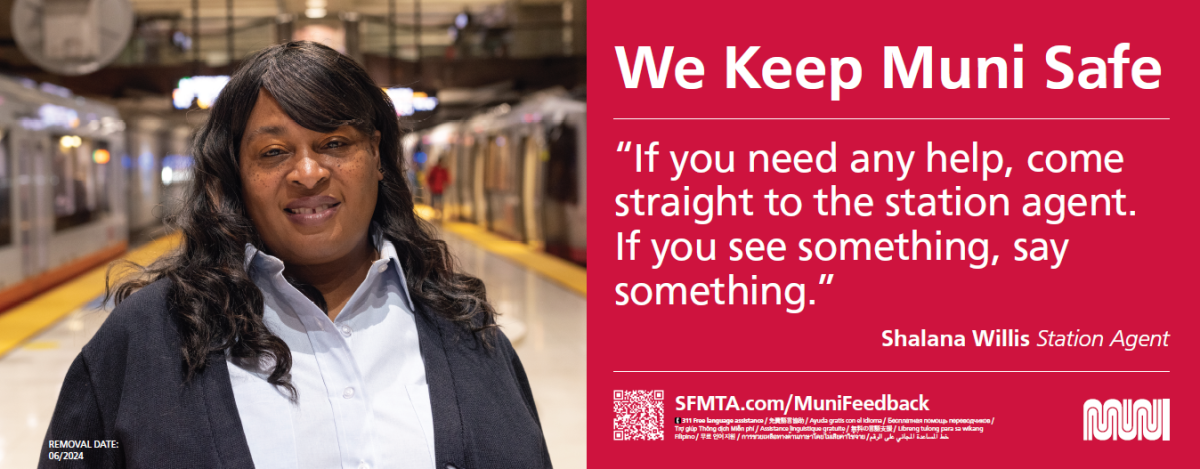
[435,220,587,298]
[0,233,182,359]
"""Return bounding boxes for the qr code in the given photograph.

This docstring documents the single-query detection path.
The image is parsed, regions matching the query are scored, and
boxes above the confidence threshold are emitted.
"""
[613,390,664,441]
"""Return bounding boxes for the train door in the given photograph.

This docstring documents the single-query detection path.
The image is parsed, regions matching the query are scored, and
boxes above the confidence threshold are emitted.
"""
[11,131,52,278]
[509,134,528,242]
[485,133,526,241]
[126,123,164,235]
[449,135,471,221]
[570,113,587,264]
[521,128,545,249]
[483,135,499,231]
[451,134,470,221]
[568,113,586,264]
[447,136,465,221]
[471,138,487,226]
[541,122,583,265]
[0,129,15,289]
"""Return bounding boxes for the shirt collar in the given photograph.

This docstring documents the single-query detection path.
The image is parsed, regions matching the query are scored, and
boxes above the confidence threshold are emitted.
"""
[242,225,415,311]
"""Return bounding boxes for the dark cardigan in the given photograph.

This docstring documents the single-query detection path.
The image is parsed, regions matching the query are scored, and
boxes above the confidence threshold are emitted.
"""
[39,279,552,468]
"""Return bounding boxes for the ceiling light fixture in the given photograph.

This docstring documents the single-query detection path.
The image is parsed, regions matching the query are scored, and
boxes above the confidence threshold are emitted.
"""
[305,0,328,18]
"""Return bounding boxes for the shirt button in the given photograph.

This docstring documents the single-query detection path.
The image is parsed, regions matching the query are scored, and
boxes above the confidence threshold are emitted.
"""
[341,325,352,337]
[377,263,388,273]
[343,387,355,399]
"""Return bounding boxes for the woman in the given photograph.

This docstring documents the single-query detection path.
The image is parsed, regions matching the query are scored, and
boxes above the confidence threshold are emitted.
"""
[40,41,551,469]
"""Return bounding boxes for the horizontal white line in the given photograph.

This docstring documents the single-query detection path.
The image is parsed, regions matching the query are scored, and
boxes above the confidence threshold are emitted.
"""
[613,117,1170,121]
[613,370,1170,373]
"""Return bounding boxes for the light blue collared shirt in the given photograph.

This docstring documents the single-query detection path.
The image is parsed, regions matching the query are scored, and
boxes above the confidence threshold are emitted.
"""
[228,230,435,469]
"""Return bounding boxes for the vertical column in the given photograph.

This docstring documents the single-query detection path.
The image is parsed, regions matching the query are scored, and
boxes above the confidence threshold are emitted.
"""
[562,1,573,56]
[275,14,294,44]
[226,0,234,67]
[342,13,362,63]
[414,0,422,76]
[191,0,200,75]
[388,0,396,85]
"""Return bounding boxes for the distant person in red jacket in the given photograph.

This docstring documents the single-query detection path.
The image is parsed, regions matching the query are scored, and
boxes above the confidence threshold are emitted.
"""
[426,159,450,219]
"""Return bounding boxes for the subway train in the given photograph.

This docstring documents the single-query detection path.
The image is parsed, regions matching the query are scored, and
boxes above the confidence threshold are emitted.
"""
[405,89,587,265]
[0,74,192,312]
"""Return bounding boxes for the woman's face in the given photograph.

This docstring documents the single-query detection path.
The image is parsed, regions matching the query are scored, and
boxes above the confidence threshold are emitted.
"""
[238,89,383,267]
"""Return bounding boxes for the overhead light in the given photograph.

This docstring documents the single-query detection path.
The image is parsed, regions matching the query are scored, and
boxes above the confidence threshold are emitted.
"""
[60,135,82,148]
[305,0,327,18]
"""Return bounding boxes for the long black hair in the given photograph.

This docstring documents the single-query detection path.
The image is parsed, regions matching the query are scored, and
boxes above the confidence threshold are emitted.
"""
[109,41,496,396]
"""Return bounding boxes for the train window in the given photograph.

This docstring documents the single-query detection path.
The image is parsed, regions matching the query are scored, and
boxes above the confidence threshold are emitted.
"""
[0,130,10,247]
[52,135,110,231]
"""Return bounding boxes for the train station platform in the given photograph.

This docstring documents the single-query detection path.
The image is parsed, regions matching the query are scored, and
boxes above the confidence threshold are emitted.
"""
[0,224,587,469]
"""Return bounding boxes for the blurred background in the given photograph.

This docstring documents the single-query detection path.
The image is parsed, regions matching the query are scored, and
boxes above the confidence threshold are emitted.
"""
[0,0,586,467]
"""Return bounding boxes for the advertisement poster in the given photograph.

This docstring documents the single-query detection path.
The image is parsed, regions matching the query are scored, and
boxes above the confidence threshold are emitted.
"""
[589,1,1194,466]
[0,1,1195,468]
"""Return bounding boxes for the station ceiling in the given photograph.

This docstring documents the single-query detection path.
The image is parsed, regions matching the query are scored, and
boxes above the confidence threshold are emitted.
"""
[0,0,585,118]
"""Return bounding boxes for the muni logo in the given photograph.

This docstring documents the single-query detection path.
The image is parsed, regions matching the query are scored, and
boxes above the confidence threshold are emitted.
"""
[1083,399,1169,441]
